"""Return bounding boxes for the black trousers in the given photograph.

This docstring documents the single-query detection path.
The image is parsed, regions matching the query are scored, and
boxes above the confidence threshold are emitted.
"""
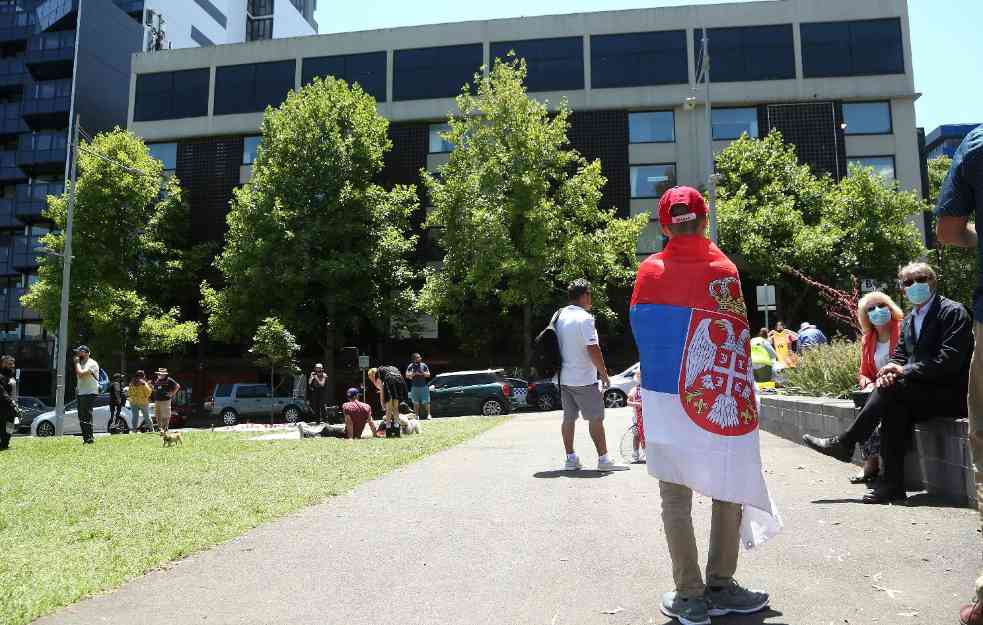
[842,380,963,491]
[310,391,327,422]
[109,401,123,424]
[78,394,96,443]
[0,412,10,449]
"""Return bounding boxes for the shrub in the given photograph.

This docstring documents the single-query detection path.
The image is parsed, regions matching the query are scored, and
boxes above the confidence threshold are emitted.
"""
[782,340,861,399]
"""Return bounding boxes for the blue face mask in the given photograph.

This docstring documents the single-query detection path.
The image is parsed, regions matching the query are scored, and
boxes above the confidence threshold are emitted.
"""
[905,281,933,306]
[867,306,892,327]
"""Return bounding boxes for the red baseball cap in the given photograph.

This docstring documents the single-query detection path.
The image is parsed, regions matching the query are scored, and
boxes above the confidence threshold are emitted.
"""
[658,186,708,226]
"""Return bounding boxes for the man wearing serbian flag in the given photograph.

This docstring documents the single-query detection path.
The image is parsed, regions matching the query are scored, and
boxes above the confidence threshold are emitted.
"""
[630,187,782,625]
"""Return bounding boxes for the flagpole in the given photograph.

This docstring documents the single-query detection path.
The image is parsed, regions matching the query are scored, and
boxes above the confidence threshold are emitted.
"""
[702,27,718,244]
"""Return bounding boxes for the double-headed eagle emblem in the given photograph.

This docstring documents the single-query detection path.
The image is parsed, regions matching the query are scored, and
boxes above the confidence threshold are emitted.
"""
[684,316,753,430]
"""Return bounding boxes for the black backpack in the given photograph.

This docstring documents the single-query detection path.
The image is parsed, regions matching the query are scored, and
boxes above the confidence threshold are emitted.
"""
[532,309,563,380]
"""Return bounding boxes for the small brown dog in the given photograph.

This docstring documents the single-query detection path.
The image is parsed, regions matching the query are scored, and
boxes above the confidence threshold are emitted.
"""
[160,430,183,447]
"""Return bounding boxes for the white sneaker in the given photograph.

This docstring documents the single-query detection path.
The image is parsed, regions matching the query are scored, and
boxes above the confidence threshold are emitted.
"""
[598,457,630,471]
[632,450,641,463]
[564,455,583,470]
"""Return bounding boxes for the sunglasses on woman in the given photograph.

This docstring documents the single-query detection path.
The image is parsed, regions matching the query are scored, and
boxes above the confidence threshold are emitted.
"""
[866,303,887,313]
[900,276,929,288]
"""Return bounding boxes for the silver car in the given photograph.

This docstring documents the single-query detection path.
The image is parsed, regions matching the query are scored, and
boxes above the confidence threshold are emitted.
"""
[603,363,639,408]
[30,394,142,436]
[204,383,307,426]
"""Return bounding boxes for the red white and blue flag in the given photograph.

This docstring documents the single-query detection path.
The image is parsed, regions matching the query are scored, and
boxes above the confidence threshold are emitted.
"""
[630,236,782,548]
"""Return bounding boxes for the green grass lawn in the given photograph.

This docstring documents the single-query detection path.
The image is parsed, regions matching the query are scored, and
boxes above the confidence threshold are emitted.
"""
[0,416,506,625]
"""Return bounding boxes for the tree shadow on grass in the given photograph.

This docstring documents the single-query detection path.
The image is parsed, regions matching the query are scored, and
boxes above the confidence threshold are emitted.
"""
[656,609,786,625]
[533,469,612,479]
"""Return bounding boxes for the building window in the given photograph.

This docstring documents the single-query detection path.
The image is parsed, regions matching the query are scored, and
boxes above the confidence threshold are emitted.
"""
[630,164,676,199]
[842,101,892,135]
[32,79,71,100]
[629,111,675,143]
[801,18,904,78]
[591,31,688,89]
[712,107,759,140]
[490,37,584,92]
[246,16,273,41]
[247,0,273,16]
[695,25,795,83]
[21,323,42,339]
[243,136,261,165]
[427,124,453,154]
[848,156,895,181]
[393,44,483,102]
[302,51,387,102]
[148,142,177,175]
[133,69,210,121]
[214,60,296,115]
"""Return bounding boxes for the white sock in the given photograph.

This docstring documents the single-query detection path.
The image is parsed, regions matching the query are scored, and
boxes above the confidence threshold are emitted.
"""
[567,453,578,461]
[598,453,610,463]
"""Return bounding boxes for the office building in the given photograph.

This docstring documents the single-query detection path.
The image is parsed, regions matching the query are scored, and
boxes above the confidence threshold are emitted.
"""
[140,0,317,50]
[924,124,981,160]
[120,0,917,361]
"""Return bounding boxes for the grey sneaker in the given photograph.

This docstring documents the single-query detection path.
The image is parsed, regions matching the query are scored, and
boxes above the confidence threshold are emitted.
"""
[660,591,710,625]
[705,580,769,616]
[564,455,583,470]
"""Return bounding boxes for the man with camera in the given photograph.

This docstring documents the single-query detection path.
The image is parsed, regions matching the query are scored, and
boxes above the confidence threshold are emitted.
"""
[74,345,100,445]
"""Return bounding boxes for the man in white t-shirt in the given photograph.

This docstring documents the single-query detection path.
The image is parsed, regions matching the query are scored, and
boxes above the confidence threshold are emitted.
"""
[555,279,627,472]
[74,345,100,445]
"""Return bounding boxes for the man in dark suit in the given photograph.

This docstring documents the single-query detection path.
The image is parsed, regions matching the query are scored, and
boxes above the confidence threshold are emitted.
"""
[804,262,973,503]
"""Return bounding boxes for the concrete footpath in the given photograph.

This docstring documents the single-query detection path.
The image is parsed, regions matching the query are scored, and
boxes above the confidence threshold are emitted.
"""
[36,409,980,625]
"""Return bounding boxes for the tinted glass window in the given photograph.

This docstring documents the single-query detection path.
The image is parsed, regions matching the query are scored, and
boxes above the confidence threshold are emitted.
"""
[237,384,270,398]
[432,375,460,389]
[393,44,483,101]
[630,164,676,199]
[428,123,453,153]
[302,51,387,102]
[134,69,209,122]
[842,102,892,135]
[491,37,583,92]
[629,111,674,143]
[214,60,296,115]
[848,156,895,180]
[148,143,177,171]
[591,31,687,89]
[214,384,233,397]
[802,18,904,78]
[696,25,794,82]
[243,136,261,164]
[712,107,758,140]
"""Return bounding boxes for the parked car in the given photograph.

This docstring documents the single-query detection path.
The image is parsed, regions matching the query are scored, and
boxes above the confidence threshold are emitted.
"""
[204,383,307,426]
[31,394,134,437]
[429,370,513,417]
[604,363,639,408]
[526,379,560,411]
[13,396,50,433]
[506,378,529,410]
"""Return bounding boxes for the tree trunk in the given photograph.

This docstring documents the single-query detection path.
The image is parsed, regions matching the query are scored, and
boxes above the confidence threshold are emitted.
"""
[523,303,532,375]
[270,362,275,425]
[324,318,336,410]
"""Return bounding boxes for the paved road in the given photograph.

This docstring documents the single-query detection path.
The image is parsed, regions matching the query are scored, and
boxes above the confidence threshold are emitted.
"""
[36,409,979,625]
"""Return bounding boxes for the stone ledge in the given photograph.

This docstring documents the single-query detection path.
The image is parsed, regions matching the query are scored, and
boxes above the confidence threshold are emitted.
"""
[760,394,975,506]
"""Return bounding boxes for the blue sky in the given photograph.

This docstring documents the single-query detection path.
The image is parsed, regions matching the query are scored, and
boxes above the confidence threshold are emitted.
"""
[313,0,982,132]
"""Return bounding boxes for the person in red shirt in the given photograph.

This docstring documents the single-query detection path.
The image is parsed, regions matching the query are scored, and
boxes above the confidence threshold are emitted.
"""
[297,388,380,439]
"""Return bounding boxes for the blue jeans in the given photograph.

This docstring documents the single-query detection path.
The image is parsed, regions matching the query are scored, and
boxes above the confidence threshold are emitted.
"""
[130,404,151,431]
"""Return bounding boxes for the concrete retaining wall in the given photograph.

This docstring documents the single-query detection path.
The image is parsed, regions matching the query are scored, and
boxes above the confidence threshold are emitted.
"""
[760,395,975,506]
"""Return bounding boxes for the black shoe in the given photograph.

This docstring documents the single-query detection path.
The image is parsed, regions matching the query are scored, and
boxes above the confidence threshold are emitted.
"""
[862,481,906,504]
[802,434,853,463]
[848,471,879,485]
[83,439,94,445]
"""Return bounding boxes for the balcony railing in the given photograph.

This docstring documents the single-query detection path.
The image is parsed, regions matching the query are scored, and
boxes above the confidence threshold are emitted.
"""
[0,57,25,89]
[25,30,75,79]
[12,236,42,270]
[16,132,68,171]
[0,198,17,229]
[15,181,63,219]
[35,0,77,32]
[0,150,25,181]
[20,78,71,127]
[0,9,34,42]
[0,102,27,135]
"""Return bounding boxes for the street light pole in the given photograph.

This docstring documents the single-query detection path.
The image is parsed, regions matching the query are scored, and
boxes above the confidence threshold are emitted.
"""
[54,115,80,434]
[701,27,718,244]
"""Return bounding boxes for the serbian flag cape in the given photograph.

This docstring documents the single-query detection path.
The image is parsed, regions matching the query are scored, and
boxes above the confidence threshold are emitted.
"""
[630,235,782,549]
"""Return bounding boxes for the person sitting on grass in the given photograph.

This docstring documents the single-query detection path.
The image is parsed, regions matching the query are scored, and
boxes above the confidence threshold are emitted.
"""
[851,291,904,485]
[298,387,380,439]
[626,369,645,462]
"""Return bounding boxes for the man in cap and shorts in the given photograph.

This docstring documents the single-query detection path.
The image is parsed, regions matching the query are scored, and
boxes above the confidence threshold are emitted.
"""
[74,345,100,445]
[555,278,627,472]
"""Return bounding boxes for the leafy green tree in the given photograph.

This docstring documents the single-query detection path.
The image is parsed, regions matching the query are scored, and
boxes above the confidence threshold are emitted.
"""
[420,57,645,368]
[23,130,200,372]
[202,77,419,385]
[249,316,300,423]
[926,155,977,307]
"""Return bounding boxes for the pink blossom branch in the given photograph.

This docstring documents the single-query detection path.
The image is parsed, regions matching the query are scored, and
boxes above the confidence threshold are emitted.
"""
[782,266,862,336]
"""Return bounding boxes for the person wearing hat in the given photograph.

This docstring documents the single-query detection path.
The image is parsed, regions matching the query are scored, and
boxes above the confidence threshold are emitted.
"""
[74,346,100,444]
[795,321,828,355]
[308,363,329,424]
[630,186,774,625]
[151,368,180,433]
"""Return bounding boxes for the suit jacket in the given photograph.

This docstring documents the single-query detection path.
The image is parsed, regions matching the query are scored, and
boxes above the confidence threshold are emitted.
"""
[891,294,973,395]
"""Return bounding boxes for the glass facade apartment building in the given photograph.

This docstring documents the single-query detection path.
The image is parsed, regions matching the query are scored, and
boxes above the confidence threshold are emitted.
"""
[0,0,143,395]
[127,0,920,321]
